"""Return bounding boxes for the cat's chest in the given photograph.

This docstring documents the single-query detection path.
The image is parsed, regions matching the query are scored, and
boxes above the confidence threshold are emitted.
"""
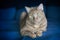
[26,21,40,29]
[33,25,40,28]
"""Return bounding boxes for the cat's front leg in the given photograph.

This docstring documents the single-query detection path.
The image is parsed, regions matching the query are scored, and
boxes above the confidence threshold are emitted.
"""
[36,31,42,37]
[21,29,36,38]
[24,31,36,38]
[29,32,36,38]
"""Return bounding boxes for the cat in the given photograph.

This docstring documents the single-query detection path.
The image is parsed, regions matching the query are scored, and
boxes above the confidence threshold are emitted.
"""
[20,3,47,38]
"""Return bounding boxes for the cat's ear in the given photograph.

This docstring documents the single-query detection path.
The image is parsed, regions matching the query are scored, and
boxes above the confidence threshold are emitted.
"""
[25,6,31,13]
[37,3,43,10]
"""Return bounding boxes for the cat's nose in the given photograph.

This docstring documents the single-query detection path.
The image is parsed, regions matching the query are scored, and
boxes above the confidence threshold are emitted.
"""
[33,17,38,21]
[35,17,38,20]
[34,17,38,21]
[36,17,38,19]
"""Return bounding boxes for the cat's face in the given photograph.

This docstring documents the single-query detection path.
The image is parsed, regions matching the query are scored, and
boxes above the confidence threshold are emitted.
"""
[29,9,44,23]
[25,3,44,24]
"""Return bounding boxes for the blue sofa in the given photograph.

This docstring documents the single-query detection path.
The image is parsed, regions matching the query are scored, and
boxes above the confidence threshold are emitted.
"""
[0,0,60,40]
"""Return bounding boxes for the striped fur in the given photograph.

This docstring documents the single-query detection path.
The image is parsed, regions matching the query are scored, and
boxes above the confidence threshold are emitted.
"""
[20,3,47,38]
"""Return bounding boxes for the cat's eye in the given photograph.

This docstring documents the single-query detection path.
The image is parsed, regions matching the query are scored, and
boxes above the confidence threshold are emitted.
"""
[38,13,40,16]
[37,13,41,17]
[29,16,32,18]
[29,16,34,20]
[29,16,33,19]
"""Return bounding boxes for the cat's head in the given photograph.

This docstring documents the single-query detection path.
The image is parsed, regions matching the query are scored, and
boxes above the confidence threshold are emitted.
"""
[25,3,44,24]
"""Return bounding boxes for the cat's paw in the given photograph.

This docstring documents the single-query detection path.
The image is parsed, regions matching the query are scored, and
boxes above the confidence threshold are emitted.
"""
[36,31,42,37]
[37,33,42,37]
[40,28,47,32]
[29,33,36,38]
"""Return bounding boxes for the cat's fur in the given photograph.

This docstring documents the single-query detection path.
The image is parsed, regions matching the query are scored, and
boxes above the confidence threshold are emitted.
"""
[20,3,47,38]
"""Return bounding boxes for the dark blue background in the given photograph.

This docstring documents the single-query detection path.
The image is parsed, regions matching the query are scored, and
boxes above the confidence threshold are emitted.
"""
[0,0,60,40]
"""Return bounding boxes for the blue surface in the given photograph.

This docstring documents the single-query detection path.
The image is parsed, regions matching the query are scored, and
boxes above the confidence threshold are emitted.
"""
[0,8,16,20]
[0,4,60,40]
